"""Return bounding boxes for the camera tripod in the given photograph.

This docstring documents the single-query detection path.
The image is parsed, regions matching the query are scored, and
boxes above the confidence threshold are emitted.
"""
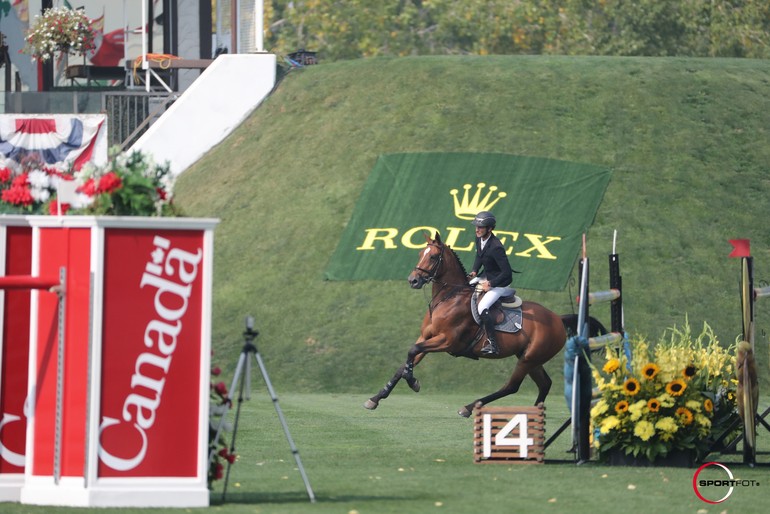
[209,316,315,503]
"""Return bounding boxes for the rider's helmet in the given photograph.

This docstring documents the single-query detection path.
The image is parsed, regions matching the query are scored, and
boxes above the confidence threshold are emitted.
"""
[472,211,496,229]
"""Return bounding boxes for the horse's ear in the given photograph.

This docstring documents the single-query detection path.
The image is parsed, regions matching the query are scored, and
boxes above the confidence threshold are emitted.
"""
[433,231,443,244]
[423,231,432,244]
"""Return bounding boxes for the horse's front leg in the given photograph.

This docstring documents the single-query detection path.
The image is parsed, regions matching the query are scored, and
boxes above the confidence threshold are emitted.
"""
[403,332,448,391]
[401,349,427,392]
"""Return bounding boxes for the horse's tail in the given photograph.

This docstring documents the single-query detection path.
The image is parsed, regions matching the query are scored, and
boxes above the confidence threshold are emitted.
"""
[560,313,608,338]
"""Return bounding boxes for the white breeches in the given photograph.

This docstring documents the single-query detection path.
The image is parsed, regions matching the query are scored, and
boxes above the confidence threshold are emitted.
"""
[477,286,515,314]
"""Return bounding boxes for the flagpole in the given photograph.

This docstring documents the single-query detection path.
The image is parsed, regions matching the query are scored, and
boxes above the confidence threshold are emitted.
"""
[255,0,264,52]
[123,0,128,82]
[142,0,149,91]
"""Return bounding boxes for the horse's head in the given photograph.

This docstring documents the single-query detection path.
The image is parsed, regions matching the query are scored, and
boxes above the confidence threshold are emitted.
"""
[407,232,446,289]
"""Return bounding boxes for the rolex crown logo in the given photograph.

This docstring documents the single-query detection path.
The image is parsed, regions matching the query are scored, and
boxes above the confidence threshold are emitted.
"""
[450,183,507,220]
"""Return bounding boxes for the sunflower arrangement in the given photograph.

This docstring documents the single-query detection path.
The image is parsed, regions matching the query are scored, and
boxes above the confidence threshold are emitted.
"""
[591,320,738,463]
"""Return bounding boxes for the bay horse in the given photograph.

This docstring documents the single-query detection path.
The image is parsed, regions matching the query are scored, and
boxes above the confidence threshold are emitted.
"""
[364,232,567,417]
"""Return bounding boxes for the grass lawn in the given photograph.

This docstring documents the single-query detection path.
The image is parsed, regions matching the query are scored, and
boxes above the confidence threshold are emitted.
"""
[6,391,765,514]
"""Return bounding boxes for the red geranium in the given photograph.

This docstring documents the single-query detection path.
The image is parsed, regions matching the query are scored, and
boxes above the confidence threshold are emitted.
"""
[48,200,71,215]
[1,184,34,206]
[97,171,122,194]
[214,381,228,397]
[11,173,28,187]
[0,167,11,183]
[77,177,97,196]
[218,447,237,464]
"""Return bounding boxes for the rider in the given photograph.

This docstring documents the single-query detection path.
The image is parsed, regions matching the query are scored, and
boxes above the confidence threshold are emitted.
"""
[467,211,515,356]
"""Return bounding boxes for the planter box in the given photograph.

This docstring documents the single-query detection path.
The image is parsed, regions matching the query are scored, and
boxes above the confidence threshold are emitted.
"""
[0,215,218,507]
[606,448,696,468]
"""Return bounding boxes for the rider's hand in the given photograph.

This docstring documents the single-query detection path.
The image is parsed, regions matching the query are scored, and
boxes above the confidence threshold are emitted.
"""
[467,271,477,280]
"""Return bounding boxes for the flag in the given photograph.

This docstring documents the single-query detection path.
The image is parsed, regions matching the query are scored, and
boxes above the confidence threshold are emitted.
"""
[729,239,751,258]
[90,27,126,67]
[0,115,108,170]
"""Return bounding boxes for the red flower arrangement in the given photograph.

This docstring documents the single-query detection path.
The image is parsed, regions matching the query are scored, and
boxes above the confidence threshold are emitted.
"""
[208,358,236,488]
[0,149,176,216]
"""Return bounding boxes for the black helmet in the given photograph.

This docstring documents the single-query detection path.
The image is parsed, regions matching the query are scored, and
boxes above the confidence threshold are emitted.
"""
[472,211,496,228]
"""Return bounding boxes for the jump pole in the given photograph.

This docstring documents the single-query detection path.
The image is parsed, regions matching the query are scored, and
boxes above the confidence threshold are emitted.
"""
[571,231,624,463]
[0,272,65,484]
[730,239,770,465]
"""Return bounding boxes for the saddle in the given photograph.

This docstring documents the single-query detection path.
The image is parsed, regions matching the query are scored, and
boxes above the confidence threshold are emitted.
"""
[471,289,523,333]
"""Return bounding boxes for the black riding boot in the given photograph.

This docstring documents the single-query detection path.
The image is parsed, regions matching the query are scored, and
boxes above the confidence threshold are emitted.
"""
[480,309,499,355]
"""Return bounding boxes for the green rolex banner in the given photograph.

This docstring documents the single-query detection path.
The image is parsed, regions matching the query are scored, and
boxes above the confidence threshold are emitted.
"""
[324,153,611,291]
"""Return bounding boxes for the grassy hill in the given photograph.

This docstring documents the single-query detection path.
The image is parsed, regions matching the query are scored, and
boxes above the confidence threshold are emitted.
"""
[174,55,770,396]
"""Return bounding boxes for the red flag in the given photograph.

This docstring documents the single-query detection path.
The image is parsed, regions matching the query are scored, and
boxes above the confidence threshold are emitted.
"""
[90,27,125,67]
[729,239,751,258]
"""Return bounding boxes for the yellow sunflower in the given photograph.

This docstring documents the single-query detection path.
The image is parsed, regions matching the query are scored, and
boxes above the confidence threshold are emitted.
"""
[615,400,629,414]
[641,363,660,380]
[623,377,641,396]
[681,364,697,380]
[603,358,621,374]
[666,379,687,397]
[676,407,694,425]
[704,398,714,413]
[647,398,661,412]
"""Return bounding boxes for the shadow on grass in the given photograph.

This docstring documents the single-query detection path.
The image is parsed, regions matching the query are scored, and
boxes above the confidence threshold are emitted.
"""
[211,491,421,505]
[210,492,421,507]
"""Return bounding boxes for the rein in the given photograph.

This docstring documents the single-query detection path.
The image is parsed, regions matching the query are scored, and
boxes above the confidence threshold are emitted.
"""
[414,243,474,316]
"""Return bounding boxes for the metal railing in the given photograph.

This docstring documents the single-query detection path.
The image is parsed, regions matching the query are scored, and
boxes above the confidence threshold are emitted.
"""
[102,91,179,150]
[3,90,178,150]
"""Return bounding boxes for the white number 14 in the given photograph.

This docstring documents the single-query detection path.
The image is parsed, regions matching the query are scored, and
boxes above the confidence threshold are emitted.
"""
[482,413,534,458]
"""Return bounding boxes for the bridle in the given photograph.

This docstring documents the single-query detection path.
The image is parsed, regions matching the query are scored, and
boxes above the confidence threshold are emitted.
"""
[412,243,445,282]
[412,242,475,317]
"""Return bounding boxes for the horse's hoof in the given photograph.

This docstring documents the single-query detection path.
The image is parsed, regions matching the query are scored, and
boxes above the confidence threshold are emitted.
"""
[408,379,421,393]
[458,406,472,418]
[363,399,379,410]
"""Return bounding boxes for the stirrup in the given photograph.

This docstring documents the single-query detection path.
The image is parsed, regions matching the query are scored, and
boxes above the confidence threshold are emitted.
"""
[481,338,499,355]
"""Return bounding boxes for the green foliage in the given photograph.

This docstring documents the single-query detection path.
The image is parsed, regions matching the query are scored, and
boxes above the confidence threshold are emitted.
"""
[265,0,770,61]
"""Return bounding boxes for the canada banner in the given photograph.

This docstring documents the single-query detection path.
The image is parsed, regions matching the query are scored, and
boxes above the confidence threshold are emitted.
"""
[97,229,204,478]
[0,115,108,170]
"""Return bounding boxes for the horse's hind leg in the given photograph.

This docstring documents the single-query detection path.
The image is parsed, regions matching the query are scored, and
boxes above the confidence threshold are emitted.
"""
[364,354,425,410]
[528,365,552,405]
[457,361,532,417]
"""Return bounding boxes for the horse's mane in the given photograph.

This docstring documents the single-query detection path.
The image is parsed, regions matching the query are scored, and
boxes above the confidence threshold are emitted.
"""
[441,241,468,278]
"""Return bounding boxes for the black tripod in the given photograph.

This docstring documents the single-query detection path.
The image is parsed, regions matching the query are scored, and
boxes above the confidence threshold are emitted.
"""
[210,316,315,503]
